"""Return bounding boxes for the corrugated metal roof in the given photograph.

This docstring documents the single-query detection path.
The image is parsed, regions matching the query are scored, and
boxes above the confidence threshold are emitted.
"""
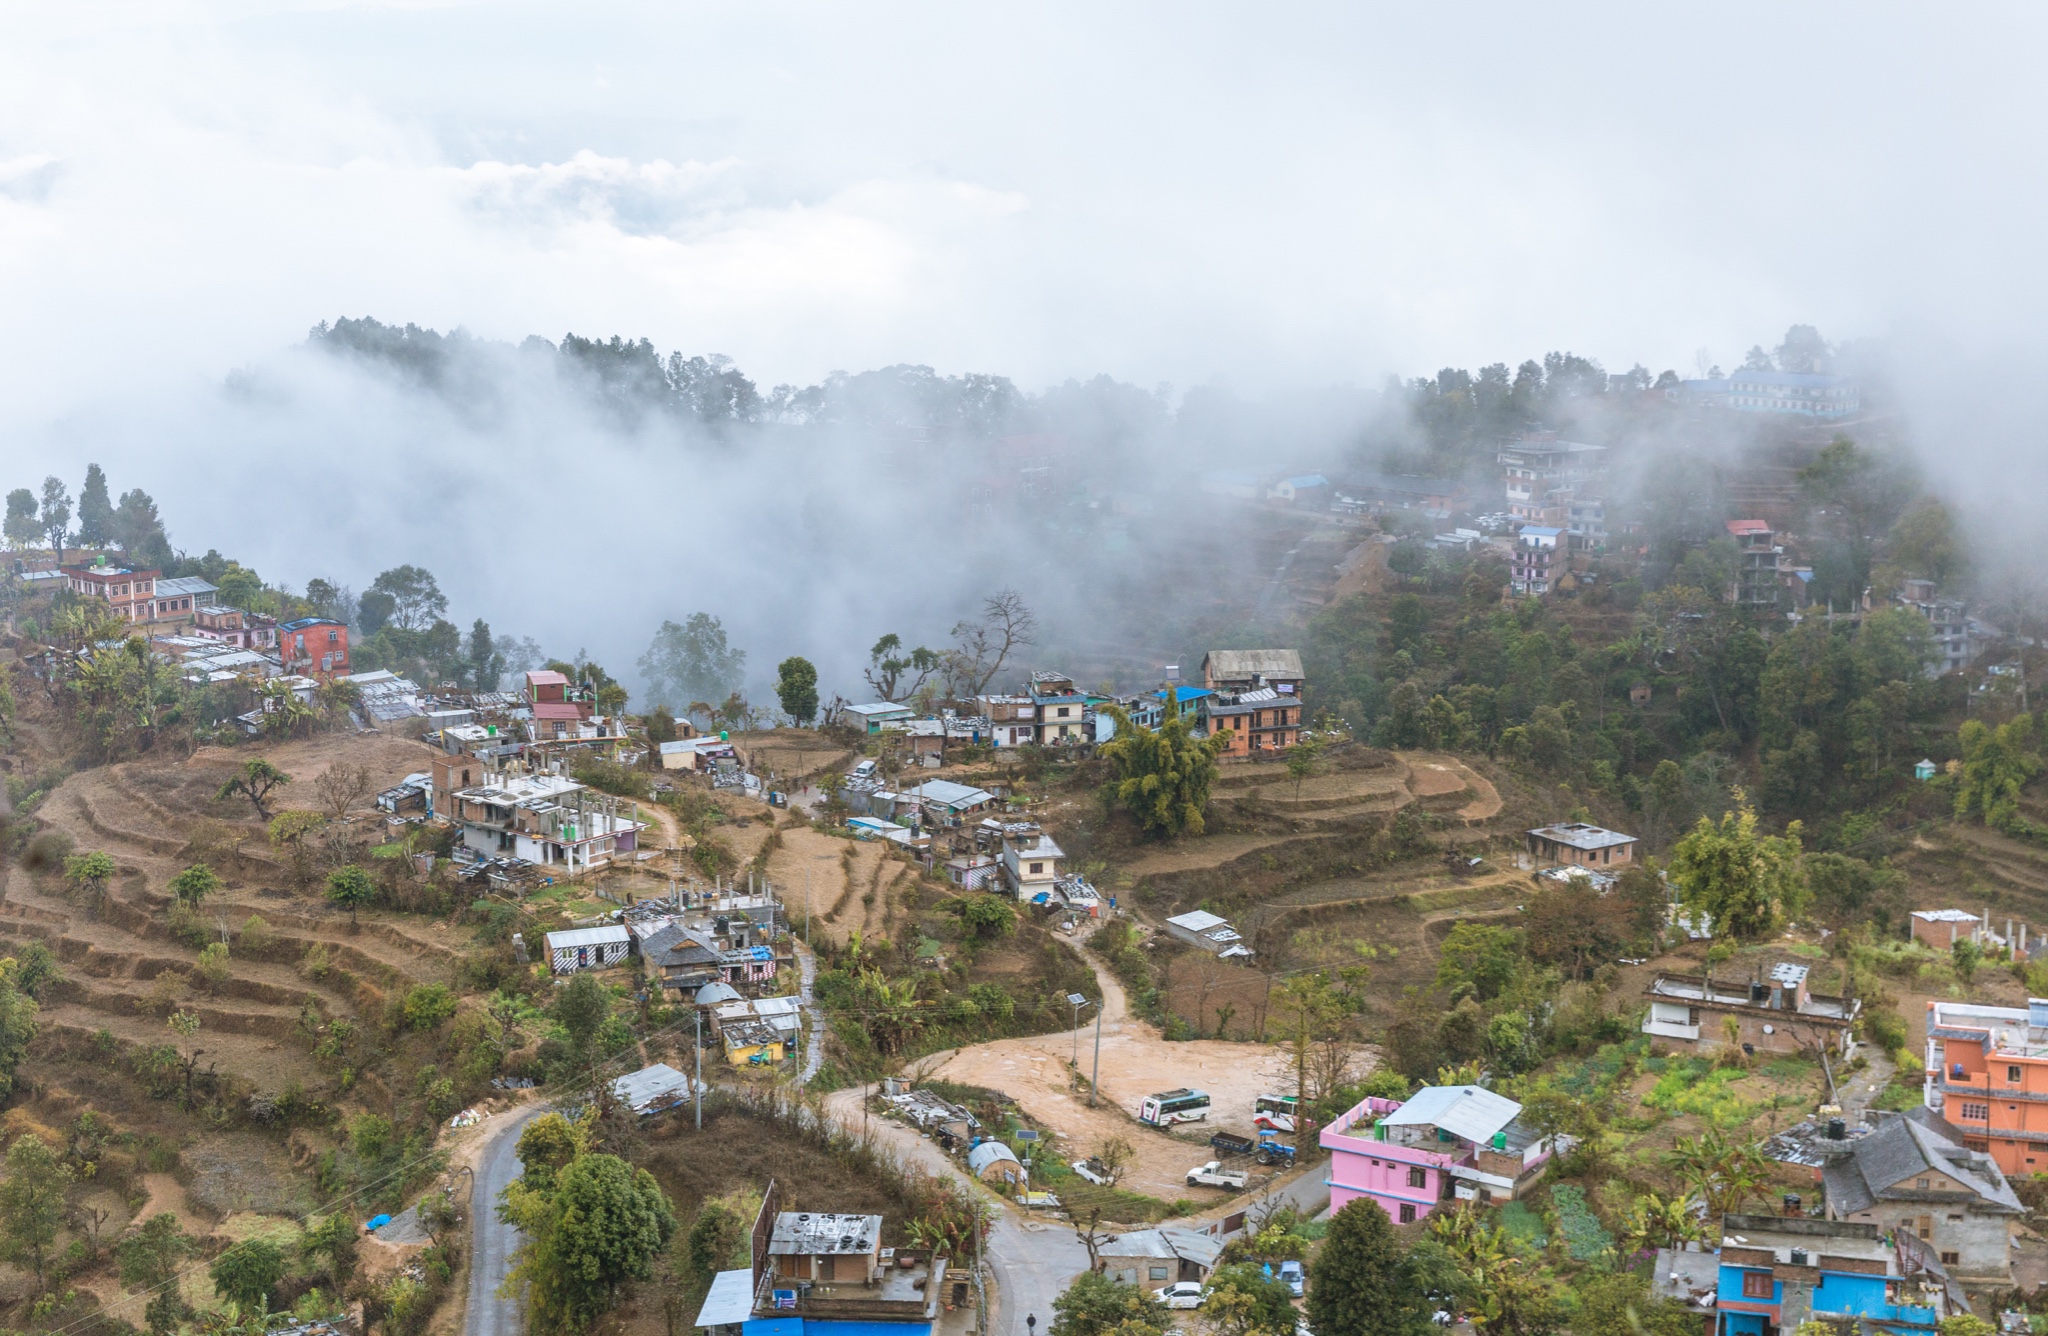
[1167,910,1228,933]
[695,1269,754,1328]
[545,926,629,950]
[1381,1085,1522,1144]
[968,1142,1021,1175]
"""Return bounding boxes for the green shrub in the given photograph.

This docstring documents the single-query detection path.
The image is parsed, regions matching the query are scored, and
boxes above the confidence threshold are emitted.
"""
[402,984,458,1031]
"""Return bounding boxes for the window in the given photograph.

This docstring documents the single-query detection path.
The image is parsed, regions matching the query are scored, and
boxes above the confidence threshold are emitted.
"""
[1398,1204,1416,1224]
[1916,1178,1930,1189]
[1407,1167,1427,1188]
[1029,862,1043,874]
[1057,707,1070,718]
[2011,1065,2024,1083]
[1941,1251,1959,1265]
[1959,1102,1990,1121]
[1149,1266,1169,1282]
[1742,1272,1773,1299]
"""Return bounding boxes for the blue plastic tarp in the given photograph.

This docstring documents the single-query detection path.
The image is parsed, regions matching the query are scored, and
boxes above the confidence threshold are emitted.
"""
[364,1214,391,1231]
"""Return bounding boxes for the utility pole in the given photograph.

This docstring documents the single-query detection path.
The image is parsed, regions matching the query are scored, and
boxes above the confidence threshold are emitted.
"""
[1090,1000,1103,1108]
[694,1008,703,1129]
[973,1199,987,1336]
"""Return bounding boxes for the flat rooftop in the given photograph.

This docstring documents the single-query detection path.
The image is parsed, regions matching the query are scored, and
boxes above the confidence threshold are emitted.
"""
[1647,974,1853,1020]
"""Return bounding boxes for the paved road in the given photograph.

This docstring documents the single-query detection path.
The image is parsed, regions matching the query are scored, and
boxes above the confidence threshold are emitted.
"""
[466,1104,552,1336]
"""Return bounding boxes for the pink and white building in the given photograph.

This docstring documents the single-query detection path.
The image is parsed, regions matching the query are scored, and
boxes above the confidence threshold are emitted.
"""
[1321,1085,1561,1225]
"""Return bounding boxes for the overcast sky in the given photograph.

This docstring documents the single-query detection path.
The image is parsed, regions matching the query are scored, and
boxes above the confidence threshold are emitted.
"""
[7,2,2048,412]
[6,3,2048,686]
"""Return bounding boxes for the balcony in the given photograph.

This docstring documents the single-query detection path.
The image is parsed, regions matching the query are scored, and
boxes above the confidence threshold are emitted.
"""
[1644,1018,1701,1041]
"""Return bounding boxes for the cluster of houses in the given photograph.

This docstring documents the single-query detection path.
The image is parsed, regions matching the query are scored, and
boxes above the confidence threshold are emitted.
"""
[542,888,804,1068]
[839,651,1310,762]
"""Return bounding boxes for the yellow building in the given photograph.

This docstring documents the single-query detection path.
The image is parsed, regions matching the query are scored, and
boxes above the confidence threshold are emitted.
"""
[721,1018,786,1066]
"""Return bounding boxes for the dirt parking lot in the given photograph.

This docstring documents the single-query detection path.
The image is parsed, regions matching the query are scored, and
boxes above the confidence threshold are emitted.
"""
[921,1021,1303,1200]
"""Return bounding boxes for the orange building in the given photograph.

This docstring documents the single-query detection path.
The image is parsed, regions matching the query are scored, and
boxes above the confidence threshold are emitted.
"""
[1202,687,1301,755]
[1924,999,2048,1176]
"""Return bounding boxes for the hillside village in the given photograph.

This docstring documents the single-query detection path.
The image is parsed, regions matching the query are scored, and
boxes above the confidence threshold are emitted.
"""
[5,337,2048,1336]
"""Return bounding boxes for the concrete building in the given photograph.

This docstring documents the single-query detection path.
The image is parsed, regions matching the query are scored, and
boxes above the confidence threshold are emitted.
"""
[748,1207,947,1336]
[277,617,351,678]
[1706,1213,1960,1336]
[1921,997,2048,1177]
[1098,1228,1224,1287]
[1524,822,1637,870]
[1163,910,1252,960]
[1321,1086,1558,1224]
[843,702,916,734]
[1510,526,1563,596]
[1202,687,1302,756]
[997,823,1064,901]
[1726,520,1801,612]
[545,925,631,973]
[60,560,160,625]
[444,769,645,876]
[1200,649,1305,696]
[1643,962,1859,1057]
[1822,1107,2021,1282]
[1496,433,1606,528]
[1028,671,1089,743]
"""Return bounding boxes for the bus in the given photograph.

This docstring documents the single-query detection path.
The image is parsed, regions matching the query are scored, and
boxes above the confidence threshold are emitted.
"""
[1252,1094,1299,1133]
[1140,1089,1212,1126]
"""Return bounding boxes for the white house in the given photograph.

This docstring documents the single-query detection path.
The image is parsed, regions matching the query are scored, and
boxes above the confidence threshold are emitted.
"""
[1164,910,1253,960]
[844,702,916,734]
[546,925,631,974]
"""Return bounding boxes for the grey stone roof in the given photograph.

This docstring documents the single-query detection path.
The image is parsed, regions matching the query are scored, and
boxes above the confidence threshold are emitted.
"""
[1824,1110,2023,1216]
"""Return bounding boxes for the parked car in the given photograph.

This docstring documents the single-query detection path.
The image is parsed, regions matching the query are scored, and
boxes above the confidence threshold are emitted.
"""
[1279,1261,1304,1298]
[1070,1158,1109,1185]
[1185,1161,1250,1189]
[1155,1283,1205,1310]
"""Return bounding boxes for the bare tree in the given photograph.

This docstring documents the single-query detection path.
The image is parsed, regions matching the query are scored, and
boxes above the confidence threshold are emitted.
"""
[1072,1207,1110,1274]
[314,763,374,821]
[948,590,1037,697]
[1093,1135,1134,1187]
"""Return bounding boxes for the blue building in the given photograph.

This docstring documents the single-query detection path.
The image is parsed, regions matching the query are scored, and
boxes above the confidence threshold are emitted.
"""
[1680,370,1860,418]
[696,1204,950,1336]
[1671,1213,1965,1336]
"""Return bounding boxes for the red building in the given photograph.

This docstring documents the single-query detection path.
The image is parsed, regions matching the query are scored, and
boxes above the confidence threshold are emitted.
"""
[278,617,350,678]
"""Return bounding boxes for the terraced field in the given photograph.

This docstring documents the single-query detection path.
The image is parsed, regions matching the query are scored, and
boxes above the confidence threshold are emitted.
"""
[15,733,463,1108]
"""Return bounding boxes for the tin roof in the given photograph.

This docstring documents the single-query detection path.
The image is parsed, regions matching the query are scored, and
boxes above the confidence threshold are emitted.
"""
[1381,1085,1522,1144]
[768,1212,882,1256]
[545,926,629,950]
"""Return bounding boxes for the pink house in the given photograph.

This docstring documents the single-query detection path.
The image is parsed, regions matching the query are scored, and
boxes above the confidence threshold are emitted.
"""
[1321,1085,1559,1225]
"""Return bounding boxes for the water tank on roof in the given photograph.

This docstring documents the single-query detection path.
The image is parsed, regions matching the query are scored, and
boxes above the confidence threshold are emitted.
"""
[1827,1118,1846,1140]
[1750,982,1768,1004]
[2029,998,2048,1030]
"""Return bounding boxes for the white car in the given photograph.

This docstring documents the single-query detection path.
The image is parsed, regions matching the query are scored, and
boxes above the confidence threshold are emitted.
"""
[1071,1158,1109,1185]
[1155,1282,1205,1310]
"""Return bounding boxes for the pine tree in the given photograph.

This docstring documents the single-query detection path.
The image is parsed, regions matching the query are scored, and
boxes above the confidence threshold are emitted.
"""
[77,464,113,548]
[1306,1200,1426,1336]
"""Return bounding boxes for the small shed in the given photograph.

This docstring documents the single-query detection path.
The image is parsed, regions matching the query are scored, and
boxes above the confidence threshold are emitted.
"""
[720,1018,786,1066]
[694,981,744,1008]
[694,1268,754,1336]
[968,1141,1026,1185]
[609,1063,705,1116]
[1915,758,1938,781]
[1629,682,1652,706]
[1164,910,1253,960]
[546,925,631,974]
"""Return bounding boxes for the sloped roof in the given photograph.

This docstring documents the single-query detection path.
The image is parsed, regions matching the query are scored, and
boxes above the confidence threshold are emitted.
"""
[1381,1085,1522,1144]
[695,1269,754,1328]
[968,1142,1021,1175]
[609,1062,703,1113]
[546,926,629,950]
[909,780,996,808]
[1823,1110,2023,1216]
[1167,910,1229,934]
[1203,649,1304,680]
